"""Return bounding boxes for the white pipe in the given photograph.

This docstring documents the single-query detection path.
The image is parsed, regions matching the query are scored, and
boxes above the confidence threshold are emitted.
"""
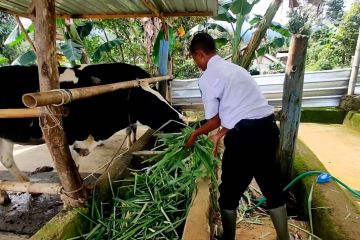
[348,27,360,95]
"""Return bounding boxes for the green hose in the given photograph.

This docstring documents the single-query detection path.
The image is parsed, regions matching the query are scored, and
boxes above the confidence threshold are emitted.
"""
[248,171,360,211]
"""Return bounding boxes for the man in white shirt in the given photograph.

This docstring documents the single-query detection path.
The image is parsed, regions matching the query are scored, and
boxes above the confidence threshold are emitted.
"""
[186,32,292,240]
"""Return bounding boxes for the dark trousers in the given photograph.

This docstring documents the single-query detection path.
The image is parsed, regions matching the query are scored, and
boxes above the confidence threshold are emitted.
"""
[218,114,285,210]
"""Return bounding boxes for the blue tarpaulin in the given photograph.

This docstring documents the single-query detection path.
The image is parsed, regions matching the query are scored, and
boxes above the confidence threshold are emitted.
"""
[159,39,169,76]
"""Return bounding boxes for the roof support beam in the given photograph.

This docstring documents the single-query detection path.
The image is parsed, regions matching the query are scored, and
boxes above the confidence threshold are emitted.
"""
[56,11,213,19]
[0,9,213,19]
[141,0,160,16]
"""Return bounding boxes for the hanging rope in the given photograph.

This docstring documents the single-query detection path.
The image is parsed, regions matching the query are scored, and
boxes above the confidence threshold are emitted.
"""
[38,105,63,130]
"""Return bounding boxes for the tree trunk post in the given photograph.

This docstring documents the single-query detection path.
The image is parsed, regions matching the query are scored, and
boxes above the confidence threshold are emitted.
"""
[238,0,283,69]
[33,0,87,208]
[347,27,360,95]
[279,34,309,179]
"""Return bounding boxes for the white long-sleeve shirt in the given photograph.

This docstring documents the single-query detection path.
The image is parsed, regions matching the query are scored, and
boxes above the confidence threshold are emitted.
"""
[198,55,273,129]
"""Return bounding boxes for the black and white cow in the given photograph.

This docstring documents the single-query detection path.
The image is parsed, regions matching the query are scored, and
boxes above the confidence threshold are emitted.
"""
[0,63,185,205]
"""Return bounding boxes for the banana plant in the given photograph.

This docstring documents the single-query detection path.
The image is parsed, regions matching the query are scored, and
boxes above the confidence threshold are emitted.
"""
[92,38,123,62]
[152,27,175,67]
[4,20,36,66]
[0,55,9,65]
[4,18,124,66]
[189,0,288,69]
[11,50,36,66]
[4,21,34,47]
[213,0,262,64]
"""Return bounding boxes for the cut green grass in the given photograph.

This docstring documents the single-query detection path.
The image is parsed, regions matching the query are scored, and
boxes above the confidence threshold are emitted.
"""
[73,127,219,240]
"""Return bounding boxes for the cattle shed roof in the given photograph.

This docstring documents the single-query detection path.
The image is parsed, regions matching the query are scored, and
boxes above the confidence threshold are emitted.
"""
[0,0,218,19]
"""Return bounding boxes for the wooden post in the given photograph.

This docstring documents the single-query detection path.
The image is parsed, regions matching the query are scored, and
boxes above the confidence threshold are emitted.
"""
[279,34,308,179]
[347,27,360,95]
[32,0,87,207]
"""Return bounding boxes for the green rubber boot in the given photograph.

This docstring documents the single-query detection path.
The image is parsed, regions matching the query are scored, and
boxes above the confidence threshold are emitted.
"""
[220,209,237,240]
[269,204,292,240]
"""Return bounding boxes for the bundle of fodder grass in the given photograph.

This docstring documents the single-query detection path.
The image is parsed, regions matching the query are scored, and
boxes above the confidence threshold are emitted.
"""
[75,127,219,240]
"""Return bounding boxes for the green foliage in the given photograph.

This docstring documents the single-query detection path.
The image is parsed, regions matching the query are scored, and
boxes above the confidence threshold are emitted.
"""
[0,55,8,64]
[0,12,26,66]
[4,24,34,47]
[189,0,288,66]
[334,0,360,65]
[76,128,219,239]
[306,30,342,71]
[88,19,147,65]
[249,15,291,37]
[306,1,359,71]
[230,0,252,15]
[91,38,123,62]
[170,17,207,79]
[173,58,200,79]
[325,0,344,25]
[287,6,312,35]
[76,21,93,39]
[11,50,36,66]
[60,39,83,62]
[153,28,175,66]
[269,62,285,73]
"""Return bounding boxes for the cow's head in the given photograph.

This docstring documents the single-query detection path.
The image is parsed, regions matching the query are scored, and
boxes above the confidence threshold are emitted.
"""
[129,82,185,133]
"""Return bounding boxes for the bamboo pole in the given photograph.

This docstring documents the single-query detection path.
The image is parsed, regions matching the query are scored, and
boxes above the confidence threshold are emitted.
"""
[33,0,87,208]
[0,108,41,118]
[23,75,173,108]
[347,27,360,95]
[0,181,62,195]
[15,15,36,52]
[279,34,309,179]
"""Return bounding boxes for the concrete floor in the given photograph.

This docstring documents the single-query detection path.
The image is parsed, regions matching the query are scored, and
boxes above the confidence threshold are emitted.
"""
[0,127,148,176]
[298,123,360,195]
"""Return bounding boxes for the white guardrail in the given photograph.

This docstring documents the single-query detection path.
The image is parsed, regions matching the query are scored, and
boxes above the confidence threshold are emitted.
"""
[171,68,360,108]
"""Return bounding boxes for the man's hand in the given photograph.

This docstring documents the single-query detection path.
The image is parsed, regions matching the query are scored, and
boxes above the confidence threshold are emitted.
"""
[186,114,221,148]
[209,128,229,157]
[186,132,198,148]
[210,133,221,157]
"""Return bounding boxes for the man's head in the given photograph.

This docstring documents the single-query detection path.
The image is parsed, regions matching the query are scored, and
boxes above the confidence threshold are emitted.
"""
[189,32,216,71]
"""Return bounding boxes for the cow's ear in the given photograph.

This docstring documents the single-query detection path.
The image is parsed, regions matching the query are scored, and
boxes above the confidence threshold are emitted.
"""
[90,76,102,85]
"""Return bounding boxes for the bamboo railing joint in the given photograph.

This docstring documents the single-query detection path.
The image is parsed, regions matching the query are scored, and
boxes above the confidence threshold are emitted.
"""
[22,75,173,108]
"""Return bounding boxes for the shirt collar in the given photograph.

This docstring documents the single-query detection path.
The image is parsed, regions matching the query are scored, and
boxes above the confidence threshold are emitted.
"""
[207,55,222,69]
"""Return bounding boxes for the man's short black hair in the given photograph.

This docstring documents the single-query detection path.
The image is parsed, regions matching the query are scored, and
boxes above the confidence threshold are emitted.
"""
[189,32,216,54]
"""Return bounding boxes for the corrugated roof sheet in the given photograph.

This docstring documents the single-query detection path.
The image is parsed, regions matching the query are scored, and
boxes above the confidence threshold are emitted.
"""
[0,0,218,18]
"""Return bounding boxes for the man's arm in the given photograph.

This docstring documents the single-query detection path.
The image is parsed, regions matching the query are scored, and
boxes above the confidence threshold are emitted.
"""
[210,127,229,156]
[186,114,221,147]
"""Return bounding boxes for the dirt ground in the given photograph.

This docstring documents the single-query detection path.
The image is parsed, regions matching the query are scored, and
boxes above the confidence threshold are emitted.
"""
[0,127,147,239]
[236,217,309,240]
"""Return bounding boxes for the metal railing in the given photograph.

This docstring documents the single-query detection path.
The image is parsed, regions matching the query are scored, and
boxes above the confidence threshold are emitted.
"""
[171,68,360,108]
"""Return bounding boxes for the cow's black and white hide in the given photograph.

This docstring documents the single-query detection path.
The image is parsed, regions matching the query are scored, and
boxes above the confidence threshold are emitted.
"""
[0,63,185,205]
